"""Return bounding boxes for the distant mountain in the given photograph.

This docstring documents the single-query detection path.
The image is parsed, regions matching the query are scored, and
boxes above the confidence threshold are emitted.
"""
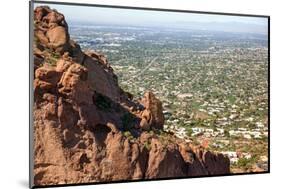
[68,19,267,35]
[167,21,268,35]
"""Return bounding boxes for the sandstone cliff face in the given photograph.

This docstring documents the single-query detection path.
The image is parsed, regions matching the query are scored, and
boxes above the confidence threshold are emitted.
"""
[33,6,230,186]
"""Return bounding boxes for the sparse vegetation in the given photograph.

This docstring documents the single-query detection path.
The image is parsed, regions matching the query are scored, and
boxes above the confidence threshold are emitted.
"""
[143,141,151,151]
[235,156,258,170]
[123,131,135,142]
[43,50,61,66]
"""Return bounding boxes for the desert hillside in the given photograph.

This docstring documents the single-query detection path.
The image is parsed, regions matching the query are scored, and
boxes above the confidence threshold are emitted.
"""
[32,6,230,186]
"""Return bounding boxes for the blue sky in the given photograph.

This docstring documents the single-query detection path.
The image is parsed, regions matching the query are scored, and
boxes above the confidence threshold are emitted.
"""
[35,3,268,34]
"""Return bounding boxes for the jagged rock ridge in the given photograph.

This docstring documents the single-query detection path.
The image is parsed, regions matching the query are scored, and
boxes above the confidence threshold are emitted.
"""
[33,6,230,186]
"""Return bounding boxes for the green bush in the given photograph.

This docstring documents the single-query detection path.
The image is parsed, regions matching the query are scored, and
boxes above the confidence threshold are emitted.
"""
[44,50,61,66]
[123,131,134,142]
[143,141,151,151]
[237,156,257,170]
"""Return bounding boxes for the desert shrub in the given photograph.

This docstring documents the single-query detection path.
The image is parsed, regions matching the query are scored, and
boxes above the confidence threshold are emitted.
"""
[149,129,155,135]
[237,156,257,170]
[123,131,135,142]
[43,50,61,66]
[45,56,57,66]
[186,127,193,136]
[51,51,60,59]
[143,141,151,151]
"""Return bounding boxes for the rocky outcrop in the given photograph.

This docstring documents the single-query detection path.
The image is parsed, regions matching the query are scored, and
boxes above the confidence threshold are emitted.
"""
[140,92,165,130]
[33,6,230,186]
[34,6,69,54]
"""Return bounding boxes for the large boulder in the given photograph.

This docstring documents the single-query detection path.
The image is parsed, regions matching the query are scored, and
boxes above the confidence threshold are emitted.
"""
[57,61,91,104]
[145,138,187,178]
[34,6,74,55]
[46,26,70,53]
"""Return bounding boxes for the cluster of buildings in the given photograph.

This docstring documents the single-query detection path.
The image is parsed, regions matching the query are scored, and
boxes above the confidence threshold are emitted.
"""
[71,25,269,171]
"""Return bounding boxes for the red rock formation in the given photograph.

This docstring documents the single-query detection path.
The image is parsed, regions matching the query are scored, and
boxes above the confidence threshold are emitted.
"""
[140,91,165,130]
[32,6,230,187]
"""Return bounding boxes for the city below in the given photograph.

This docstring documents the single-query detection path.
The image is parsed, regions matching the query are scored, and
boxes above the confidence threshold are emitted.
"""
[70,24,268,173]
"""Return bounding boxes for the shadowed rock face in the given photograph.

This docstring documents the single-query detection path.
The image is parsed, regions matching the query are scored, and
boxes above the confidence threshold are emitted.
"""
[140,91,165,130]
[33,6,230,186]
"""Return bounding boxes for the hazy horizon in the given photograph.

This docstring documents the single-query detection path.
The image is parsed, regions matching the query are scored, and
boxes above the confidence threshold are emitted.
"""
[34,3,268,35]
